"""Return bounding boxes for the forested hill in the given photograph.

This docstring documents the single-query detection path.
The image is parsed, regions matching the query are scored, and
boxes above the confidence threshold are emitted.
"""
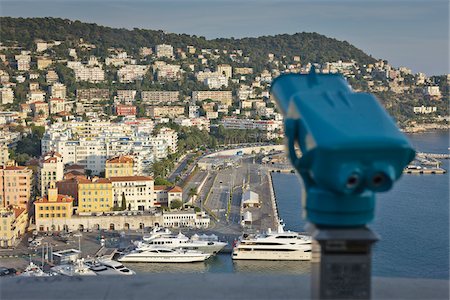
[0,17,376,65]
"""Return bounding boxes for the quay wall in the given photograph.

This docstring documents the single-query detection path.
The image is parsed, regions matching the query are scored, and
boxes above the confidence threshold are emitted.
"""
[36,214,163,232]
[267,171,280,224]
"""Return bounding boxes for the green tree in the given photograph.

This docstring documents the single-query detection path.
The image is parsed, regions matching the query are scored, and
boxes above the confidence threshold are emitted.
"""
[170,199,183,210]
[188,187,197,199]
[121,192,126,211]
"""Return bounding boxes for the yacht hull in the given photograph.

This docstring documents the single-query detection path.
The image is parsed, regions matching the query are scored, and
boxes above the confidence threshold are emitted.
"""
[232,249,311,261]
[118,254,209,263]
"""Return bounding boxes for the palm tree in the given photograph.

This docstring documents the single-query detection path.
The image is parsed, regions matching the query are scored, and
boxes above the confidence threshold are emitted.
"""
[188,187,197,199]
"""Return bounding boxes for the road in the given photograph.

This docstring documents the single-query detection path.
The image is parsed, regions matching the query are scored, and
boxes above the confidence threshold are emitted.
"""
[167,153,196,183]
[192,155,277,232]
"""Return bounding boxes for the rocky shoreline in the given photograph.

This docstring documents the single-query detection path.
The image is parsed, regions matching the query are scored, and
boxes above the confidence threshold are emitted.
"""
[402,124,449,133]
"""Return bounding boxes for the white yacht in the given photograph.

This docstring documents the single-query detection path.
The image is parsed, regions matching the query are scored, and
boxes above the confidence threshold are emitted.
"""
[232,225,312,261]
[51,259,97,276]
[84,258,135,275]
[141,228,227,254]
[118,246,211,263]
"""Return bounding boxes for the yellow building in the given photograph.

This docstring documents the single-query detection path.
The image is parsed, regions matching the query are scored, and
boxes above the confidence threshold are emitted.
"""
[77,177,113,213]
[0,206,28,248]
[105,155,134,178]
[34,182,73,232]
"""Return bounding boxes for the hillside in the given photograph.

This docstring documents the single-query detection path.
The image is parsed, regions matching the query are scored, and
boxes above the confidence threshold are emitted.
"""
[0,17,376,67]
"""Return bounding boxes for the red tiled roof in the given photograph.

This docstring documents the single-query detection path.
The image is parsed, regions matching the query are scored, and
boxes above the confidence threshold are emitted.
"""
[2,166,28,171]
[154,185,167,191]
[154,185,182,193]
[13,207,26,218]
[169,186,183,193]
[43,151,62,158]
[106,156,134,164]
[109,176,153,182]
[65,164,85,170]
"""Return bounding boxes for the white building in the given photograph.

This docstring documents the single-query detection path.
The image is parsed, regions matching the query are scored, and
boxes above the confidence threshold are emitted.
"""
[156,64,181,81]
[117,65,149,83]
[174,117,210,132]
[15,54,31,71]
[423,86,442,99]
[163,210,210,228]
[0,87,14,105]
[50,83,67,100]
[217,64,232,79]
[39,152,64,197]
[110,176,156,211]
[413,106,437,114]
[41,121,177,175]
[155,44,174,58]
[74,66,105,83]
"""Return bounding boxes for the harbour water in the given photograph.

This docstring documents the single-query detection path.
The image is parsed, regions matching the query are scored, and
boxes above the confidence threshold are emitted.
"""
[128,131,449,278]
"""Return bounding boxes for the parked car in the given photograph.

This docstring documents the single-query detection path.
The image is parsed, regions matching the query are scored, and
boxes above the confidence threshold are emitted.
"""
[0,267,16,276]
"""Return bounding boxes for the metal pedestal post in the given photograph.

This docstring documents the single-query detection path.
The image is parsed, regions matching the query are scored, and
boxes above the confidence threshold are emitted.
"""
[307,224,379,299]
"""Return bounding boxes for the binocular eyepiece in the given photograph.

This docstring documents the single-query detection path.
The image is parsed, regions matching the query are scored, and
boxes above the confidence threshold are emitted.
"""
[271,69,415,227]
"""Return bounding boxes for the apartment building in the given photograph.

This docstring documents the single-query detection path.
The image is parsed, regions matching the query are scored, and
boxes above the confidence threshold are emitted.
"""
[0,206,28,247]
[154,185,183,208]
[110,176,155,210]
[115,104,136,116]
[15,54,31,71]
[192,91,233,107]
[39,152,64,197]
[50,83,67,99]
[156,64,181,81]
[141,91,179,105]
[116,90,137,104]
[0,144,10,166]
[217,64,232,79]
[49,98,65,114]
[146,105,185,118]
[0,87,14,105]
[34,183,74,232]
[105,156,134,178]
[77,178,113,213]
[0,166,32,210]
[76,88,109,113]
[174,117,210,132]
[117,65,149,83]
[155,44,174,58]
[74,66,105,83]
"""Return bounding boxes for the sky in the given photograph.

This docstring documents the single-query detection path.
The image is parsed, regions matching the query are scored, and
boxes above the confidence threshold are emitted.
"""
[1,0,448,75]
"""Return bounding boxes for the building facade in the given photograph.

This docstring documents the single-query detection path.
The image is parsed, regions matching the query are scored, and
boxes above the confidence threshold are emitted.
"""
[0,166,32,210]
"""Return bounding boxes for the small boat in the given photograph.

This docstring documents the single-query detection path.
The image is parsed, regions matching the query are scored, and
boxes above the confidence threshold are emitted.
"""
[118,246,211,263]
[97,258,135,275]
[19,262,53,277]
[84,258,135,275]
[51,259,97,276]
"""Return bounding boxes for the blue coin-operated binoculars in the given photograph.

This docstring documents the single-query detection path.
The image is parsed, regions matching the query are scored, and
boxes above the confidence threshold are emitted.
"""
[271,68,415,299]
[271,68,415,227]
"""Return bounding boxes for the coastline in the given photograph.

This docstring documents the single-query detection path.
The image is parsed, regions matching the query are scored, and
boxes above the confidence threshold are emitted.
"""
[402,124,449,133]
